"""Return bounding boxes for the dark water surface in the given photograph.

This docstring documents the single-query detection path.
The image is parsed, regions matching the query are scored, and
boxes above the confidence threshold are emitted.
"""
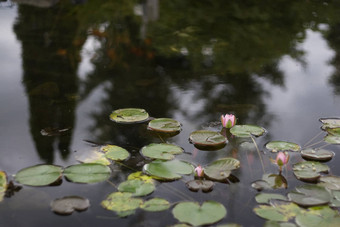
[1,1,340,226]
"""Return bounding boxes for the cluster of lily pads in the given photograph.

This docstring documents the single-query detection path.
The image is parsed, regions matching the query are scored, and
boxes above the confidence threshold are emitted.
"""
[1,109,340,226]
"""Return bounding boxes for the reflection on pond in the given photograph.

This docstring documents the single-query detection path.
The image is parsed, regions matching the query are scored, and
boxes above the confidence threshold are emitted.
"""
[1,0,340,226]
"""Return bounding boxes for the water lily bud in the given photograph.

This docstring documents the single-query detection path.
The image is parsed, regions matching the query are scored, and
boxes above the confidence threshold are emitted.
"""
[275,152,289,168]
[194,165,204,177]
[221,114,236,128]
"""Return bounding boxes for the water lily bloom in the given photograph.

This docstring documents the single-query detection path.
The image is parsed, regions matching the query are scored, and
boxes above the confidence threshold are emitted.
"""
[195,165,204,177]
[275,152,289,171]
[221,114,236,128]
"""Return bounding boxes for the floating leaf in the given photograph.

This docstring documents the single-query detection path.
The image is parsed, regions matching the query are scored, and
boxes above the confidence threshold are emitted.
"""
[140,198,170,212]
[172,201,227,226]
[203,158,240,181]
[15,164,63,186]
[143,160,193,181]
[186,180,214,192]
[189,130,227,147]
[109,108,149,123]
[101,145,130,161]
[295,205,340,227]
[230,125,266,138]
[127,171,154,184]
[318,175,340,191]
[148,118,181,133]
[293,161,329,182]
[301,149,334,162]
[76,150,111,165]
[140,143,183,160]
[101,192,143,217]
[319,118,340,129]
[0,171,7,202]
[288,184,331,207]
[64,163,111,184]
[118,179,155,197]
[263,221,297,227]
[251,174,288,190]
[265,141,300,153]
[326,127,340,136]
[324,135,340,144]
[50,196,90,215]
[255,193,287,204]
[253,201,303,222]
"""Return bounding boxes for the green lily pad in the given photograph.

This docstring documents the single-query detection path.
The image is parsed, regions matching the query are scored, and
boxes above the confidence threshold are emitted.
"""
[203,158,240,181]
[147,118,181,133]
[324,135,340,144]
[101,145,130,161]
[189,130,227,147]
[186,180,214,192]
[319,118,340,129]
[301,148,334,162]
[295,205,340,227]
[76,150,111,165]
[127,171,154,184]
[64,163,111,184]
[255,193,287,204]
[140,143,183,160]
[172,201,227,226]
[143,160,193,181]
[50,196,90,215]
[265,141,300,153]
[326,127,340,136]
[287,184,332,207]
[253,201,303,222]
[140,198,170,212]
[109,108,149,123]
[0,171,7,202]
[318,175,340,191]
[263,221,297,227]
[101,192,143,217]
[118,179,155,197]
[230,125,266,138]
[293,161,329,182]
[15,164,63,186]
[251,174,288,190]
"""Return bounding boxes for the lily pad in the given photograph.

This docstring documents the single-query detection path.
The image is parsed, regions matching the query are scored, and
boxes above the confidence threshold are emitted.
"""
[324,135,340,144]
[101,145,130,161]
[64,163,111,184]
[318,175,340,190]
[230,125,266,138]
[0,171,7,202]
[326,127,340,136]
[265,141,300,153]
[319,118,340,129]
[101,192,143,217]
[140,198,170,212]
[109,108,149,123]
[118,179,155,197]
[263,221,297,227]
[251,174,288,190]
[172,201,227,226]
[287,184,332,207]
[186,180,214,192]
[255,193,287,204]
[295,205,340,227]
[189,130,227,147]
[50,196,90,215]
[253,201,303,222]
[203,158,240,181]
[76,150,111,165]
[143,159,193,181]
[15,164,63,186]
[140,143,183,160]
[147,118,181,133]
[301,148,334,162]
[293,161,329,182]
[127,171,154,184]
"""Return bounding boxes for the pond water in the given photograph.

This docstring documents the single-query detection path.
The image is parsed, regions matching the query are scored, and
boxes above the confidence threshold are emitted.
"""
[1,1,340,226]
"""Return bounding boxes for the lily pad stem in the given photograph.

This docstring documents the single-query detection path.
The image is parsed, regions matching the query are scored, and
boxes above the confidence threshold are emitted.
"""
[250,134,265,173]
[303,131,323,147]
[303,139,324,149]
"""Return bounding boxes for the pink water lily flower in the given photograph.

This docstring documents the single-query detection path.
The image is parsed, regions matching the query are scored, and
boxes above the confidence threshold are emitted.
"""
[221,114,236,128]
[275,152,289,171]
[195,165,204,177]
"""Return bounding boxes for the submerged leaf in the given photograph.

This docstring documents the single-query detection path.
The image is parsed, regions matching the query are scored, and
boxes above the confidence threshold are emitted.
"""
[230,125,266,138]
[148,118,181,133]
[110,108,149,123]
[140,143,183,160]
[50,196,90,215]
[64,163,111,184]
[172,201,227,226]
[265,141,300,153]
[101,192,143,217]
[15,165,63,186]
